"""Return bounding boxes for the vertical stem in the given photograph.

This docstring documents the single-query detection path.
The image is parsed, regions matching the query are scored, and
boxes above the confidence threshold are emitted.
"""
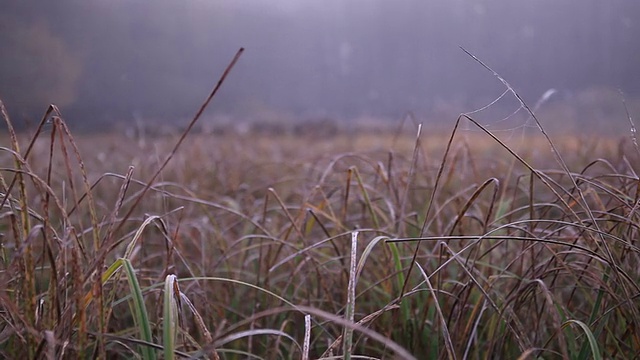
[344,231,358,359]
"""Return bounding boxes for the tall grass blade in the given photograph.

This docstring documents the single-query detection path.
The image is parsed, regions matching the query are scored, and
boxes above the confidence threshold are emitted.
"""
[344,231,358,360]
[111,47,244,239]
[415,262,456,360]
[163,274,179,360]
[122,259,156,360]
[302,314,311,360]
[352,167,380,229]
[563,320,602,360]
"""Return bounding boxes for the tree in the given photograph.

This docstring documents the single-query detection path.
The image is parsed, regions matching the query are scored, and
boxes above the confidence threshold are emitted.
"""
[0,15,82,120]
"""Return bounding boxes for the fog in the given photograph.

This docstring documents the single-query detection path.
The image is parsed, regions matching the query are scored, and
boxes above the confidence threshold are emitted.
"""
[1,1,639,131]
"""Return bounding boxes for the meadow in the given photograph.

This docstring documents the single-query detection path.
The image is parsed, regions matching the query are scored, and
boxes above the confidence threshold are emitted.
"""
[2,101,639,359]
[2,50,640,359]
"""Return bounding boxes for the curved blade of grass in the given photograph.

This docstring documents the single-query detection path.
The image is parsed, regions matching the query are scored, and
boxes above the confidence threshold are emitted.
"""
[352,167,380,229]
[80,216,164,311]
[112,276,301,312]
[355,235,388,281]
[563,319,602,360]
[401,119,457,304]
[79,257,156,354]
[176,291,222,358]
[163,274,179,360]
[213,329,301,352]
[298,305,417,360]
[577,266,610,360]
[111,47,244,242]
[122,259,156,360]
[415,262,456,360]
[355,235,408,319]
[386,241,409,322]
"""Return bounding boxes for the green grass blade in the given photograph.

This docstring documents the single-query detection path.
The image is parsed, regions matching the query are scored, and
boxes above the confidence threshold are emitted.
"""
[355,235,388,281]
[563,319,602,360]
[386,241,409,321]
[352,167,380,229]
[577,267,610,360]
[122,259,156,360]
[415,262,456,360]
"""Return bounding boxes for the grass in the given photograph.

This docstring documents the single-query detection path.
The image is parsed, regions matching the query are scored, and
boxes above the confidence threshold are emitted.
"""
[1,53,640,358]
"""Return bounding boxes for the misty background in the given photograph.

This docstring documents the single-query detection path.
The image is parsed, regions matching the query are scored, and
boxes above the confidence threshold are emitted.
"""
[1,0,639,132]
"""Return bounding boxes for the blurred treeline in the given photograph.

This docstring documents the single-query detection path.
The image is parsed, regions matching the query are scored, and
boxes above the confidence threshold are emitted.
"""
[1,0,639,130]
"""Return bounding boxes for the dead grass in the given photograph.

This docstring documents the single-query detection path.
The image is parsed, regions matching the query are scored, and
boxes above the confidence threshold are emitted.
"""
[1,50,639,359]
[1,111,639,359]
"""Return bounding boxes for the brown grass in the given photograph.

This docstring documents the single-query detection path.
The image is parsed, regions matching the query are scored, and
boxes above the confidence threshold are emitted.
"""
[1,113,639,359]
[1,48,639,359]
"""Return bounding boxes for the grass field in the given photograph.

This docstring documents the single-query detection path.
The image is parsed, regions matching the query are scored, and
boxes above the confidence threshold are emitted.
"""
[2,98,640,359]
[1,48,639,359]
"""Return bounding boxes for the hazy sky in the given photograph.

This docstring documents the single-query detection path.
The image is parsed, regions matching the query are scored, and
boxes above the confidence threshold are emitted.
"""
[1,0,638,130]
